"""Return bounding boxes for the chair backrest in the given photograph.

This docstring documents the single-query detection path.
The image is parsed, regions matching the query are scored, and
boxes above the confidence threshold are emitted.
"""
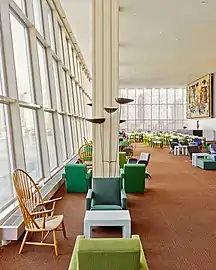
[187,146,201,159]
[194,138,202,145]
[127,157,138,164]
[12,169,44,230]
[77,237,141,270]
[92,178,121,206]
[139,152,150,166]
[123,164,146,193]
[211,143,216,152]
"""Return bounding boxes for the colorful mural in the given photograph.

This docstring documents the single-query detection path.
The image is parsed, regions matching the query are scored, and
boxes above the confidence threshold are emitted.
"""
[187,74,213,118]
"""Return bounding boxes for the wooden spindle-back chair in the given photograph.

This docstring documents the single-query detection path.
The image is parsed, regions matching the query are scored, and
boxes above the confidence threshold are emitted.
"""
[12,169,66,256]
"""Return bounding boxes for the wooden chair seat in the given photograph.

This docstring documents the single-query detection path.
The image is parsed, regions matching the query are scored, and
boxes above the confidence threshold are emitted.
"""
[34,215,64,232]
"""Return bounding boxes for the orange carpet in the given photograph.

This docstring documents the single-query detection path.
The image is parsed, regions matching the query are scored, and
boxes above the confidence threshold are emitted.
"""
[1,144,216,270]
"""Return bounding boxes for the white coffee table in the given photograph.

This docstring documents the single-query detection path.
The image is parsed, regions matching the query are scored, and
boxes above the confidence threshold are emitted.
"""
[174,145,188,156]
[84,210,131,238]
[192,153,210,166]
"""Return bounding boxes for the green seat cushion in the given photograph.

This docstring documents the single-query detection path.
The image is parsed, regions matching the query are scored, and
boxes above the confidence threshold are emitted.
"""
[92,178,121,206]
[77,238,140,270]
[91,204,122,210]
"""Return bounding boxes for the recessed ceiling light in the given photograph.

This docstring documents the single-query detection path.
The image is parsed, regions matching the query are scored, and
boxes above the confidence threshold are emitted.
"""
[176,38,180,41]
[159,31,163,35]
[201,0,206,3]
[133,12,137,16]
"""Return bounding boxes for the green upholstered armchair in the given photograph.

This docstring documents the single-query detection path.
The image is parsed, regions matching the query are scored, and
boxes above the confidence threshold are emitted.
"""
[121,164,146,193]
[62,164,92,193]
[86,177,127,210]
[68,235,149,270]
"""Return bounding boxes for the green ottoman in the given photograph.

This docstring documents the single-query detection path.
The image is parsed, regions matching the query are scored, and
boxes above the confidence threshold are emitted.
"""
[196,158,216,170]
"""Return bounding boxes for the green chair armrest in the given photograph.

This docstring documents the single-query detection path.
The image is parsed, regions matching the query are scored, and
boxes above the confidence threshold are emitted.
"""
[86,189,93,210]
[68,235,84,270]
[62,173,66,179]
[132,235,149,270]
[121,188,127,210]
[86,169,92,189]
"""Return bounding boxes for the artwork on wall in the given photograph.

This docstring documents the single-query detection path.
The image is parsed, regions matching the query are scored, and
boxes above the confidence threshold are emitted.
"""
[187,74,213,119]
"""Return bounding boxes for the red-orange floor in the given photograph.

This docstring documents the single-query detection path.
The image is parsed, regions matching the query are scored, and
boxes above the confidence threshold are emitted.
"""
[1,144,216,270]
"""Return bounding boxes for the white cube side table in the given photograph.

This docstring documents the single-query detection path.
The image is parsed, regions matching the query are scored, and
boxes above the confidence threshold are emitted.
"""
[84,210,131,238]
[192,153,210,166]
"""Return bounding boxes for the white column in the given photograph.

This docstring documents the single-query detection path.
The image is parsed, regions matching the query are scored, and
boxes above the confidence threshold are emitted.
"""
[92,0,119,177]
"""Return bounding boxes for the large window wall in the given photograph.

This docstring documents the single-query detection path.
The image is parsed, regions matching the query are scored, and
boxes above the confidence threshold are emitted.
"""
[0,0,92,212]
[120,88,187,132]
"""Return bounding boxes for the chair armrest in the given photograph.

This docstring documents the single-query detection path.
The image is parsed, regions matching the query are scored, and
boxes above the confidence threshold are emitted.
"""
[31,209,53,216]
[86,169,92,180]
[121,188,127,210]
[68,236,84,270]
[132,235,149,270]
[86,189,93,210]
[120,168,125,178]
[38,197,62,206]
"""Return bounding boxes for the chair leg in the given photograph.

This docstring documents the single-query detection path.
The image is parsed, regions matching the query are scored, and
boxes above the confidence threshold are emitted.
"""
[19,231,28,254]
[53,230,58,256]
[62,220,67,238]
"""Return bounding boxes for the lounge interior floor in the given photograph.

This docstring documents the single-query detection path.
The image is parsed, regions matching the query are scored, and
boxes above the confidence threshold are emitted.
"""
[1,143,216,270]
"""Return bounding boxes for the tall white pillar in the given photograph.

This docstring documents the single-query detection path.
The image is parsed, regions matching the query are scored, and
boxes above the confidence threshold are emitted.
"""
[92,0,119,177]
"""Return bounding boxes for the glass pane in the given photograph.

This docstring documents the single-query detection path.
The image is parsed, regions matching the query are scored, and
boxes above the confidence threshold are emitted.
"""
[121,106,127,119]
[152,88,159,104]
[127,89,135,104]
[183,88,186,104]
[72,81,77,115]
[136,105,143,120]
[160,105,167,119]
[76,86,81,116]
[167,89,175,104]
[57,23,64,62]
[143,120,151,131]
[52,59,62,110]
[67,77,73,113]
[10,13,33,103]
[144,89,151,104]
[33,0,44,36]
[20,108,42,180]
[168,105,175,119]
[128,105,135,120]
[13,0,26,13]
[67,116,73,154]
[47,4,56,52]
[127,121,136,132]
[136,121,143,131]
[144,105,151,119]
[160,89,167,104]
[120,88,127,98]
[0,38,6,96]
[68,43,74,76]
[44,112,57,170]
[159,120,168,131]
[152,105,159,119]
[37,41,51,107]
[167,120,174,131]
[62,32,69,68]
[73,50,78,80]
[71,116,78,152]
[58,114,67,160]
[0,104,14,210]
[176,88,183,104]
[62,69,69,112]
[135,89,143,104]
[176,105,183,119]
[152,120,159,131]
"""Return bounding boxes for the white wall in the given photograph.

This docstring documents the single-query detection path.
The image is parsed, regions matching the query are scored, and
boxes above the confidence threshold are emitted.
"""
[187,73,216,133]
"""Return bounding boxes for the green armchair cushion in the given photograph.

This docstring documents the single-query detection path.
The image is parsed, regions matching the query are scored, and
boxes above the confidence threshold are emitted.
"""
[92,177,121,206]
[68,235,149,270]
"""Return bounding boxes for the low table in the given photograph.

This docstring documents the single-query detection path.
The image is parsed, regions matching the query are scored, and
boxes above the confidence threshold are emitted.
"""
[84,210,131,238]
[192,153,210,167]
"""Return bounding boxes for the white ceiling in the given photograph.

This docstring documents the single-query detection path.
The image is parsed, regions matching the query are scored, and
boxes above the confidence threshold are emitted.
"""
[60,0,216,88]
